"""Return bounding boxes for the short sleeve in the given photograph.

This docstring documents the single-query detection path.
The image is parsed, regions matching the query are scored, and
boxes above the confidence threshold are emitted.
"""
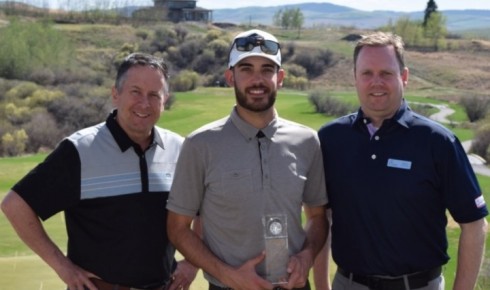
[13,139,81,220]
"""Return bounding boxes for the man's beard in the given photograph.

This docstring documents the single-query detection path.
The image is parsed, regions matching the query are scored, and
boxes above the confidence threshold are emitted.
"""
[234,86,276,112]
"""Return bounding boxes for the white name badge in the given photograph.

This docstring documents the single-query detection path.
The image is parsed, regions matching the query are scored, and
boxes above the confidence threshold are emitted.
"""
[387,158,412,170]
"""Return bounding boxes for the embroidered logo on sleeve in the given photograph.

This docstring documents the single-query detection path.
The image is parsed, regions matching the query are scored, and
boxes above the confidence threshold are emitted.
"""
[475,195,486,208]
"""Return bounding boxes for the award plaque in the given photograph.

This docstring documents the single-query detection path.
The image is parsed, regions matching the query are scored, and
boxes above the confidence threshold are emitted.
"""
[263,214,288,284]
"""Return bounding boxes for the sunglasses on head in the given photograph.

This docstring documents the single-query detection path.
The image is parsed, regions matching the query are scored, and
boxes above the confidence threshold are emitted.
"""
[233,34,280,55]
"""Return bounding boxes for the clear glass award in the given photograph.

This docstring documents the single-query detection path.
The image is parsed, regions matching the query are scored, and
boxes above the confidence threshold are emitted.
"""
[263,214,288,284]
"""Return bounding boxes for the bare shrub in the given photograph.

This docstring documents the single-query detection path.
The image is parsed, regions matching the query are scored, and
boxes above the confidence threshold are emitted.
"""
[308,89,356,116]
[168,38,203,69]
[135,29,149,40]
[1,129,28,156]
[0,78,19,102]
[282,42,296,62]
[0,119,15,155]
[151,28,178,52]
[201,70,227,88]
[308,90,325,113]
[284,63,307,78]
[283,76,309,91]
[409,103,433,118]
[165,93,176,110]
[174,25,189,43]
[24,110,63,153]
[283,64,309,90]
[53,66,105,86]
[170,70,200,92]
[293,49,335,79]
[470,121,490,162]
[193,50,217,74]
[4,82,39,101]
[28,68,56,86]
[206,38,229,63]
[204,29,223,42]
[47,95,110,136]
[4,103,31,125]
[460,95,490,122]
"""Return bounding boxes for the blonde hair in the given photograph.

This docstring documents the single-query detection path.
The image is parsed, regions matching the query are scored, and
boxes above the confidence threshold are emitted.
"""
[353,31,406,73]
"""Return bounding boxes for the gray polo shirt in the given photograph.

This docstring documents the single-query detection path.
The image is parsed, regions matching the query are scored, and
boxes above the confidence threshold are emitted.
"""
[167,107,327,285]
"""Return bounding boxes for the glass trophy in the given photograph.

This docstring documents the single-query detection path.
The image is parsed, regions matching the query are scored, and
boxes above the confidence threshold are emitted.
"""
[263,214,288,284]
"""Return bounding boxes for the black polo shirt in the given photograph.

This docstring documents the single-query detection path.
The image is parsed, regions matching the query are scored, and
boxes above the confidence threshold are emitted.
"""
[13,111,183,288]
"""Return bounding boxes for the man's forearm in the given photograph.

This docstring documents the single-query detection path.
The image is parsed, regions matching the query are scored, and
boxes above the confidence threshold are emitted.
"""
[2,191,68,272]
[298,206,328,267]
[453,218,488,290]
[168,213,236,285]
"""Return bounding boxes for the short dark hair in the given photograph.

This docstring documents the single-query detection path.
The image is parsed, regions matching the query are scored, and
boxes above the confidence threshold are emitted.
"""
[115,53,169,95]
[353,32,406,73]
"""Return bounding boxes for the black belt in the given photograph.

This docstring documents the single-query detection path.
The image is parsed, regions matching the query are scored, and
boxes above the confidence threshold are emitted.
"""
[209,280,310,290]
[89,278,168,290]
[337,267,441,290]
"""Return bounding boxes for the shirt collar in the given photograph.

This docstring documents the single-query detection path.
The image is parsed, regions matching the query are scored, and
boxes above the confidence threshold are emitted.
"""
[229,106,278,141]
[106,110,161,152]
[353,99,412,129]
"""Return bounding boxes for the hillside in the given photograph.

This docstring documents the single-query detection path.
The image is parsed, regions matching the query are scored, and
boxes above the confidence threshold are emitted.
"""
[0,0,489,97]
[115,2,490,35]
[262,26,490,102]
[316,38,490,99]
[0,8,488,101]
[2,1,490,34]
[210,4,490,35]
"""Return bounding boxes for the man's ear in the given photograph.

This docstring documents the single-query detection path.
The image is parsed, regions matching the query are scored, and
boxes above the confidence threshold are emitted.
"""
[277,68,285,87]
[401,67,409,87]
[111,86,118,107]
[224,68,235,87]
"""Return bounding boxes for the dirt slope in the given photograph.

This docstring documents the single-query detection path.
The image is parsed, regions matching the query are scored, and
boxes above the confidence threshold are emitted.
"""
[313,39,490,101]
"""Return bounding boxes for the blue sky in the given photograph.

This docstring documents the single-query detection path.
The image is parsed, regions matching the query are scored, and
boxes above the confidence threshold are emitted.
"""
[196,0,490,11]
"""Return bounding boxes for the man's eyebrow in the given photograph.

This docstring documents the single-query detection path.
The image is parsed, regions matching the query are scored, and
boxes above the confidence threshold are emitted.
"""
[236,62,253,68]
[262,63,275,69]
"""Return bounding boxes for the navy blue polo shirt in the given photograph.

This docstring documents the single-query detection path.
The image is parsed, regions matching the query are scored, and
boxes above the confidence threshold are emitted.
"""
[318,100,488,276]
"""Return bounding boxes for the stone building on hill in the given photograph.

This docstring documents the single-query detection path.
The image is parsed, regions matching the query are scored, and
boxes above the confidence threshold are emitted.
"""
[153,0,212,22]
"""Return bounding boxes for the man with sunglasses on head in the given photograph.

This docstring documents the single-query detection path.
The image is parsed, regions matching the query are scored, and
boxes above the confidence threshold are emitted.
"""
[167,29,328,290]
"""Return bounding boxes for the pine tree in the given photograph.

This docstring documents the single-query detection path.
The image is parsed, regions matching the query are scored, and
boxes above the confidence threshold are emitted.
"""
[423,0,438,27]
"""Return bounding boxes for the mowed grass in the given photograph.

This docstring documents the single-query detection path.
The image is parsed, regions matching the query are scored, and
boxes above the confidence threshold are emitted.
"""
[160,87,333,135]
[0,87,489,289]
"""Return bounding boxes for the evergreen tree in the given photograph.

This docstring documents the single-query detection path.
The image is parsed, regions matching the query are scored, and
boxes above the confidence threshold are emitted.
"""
[423,0,438,27]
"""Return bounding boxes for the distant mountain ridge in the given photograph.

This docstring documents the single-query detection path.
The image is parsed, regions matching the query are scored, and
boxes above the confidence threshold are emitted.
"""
[210,3,490,33]
[2,1,489,33]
